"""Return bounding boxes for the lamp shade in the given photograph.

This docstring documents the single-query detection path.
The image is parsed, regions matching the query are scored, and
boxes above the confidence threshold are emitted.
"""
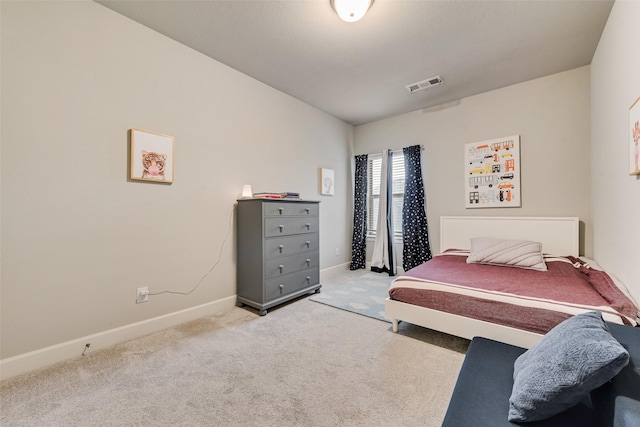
[331,0,374,23]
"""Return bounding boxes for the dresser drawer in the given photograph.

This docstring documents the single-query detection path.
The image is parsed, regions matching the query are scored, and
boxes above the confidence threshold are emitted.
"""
[264,217,319,237]
[265,251,319,279]
[263,202,319,217]
[265,268,320,301]
[264,233,319,259]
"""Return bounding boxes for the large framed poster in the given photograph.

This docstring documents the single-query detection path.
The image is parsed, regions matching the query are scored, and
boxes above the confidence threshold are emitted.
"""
[465,135,520,208]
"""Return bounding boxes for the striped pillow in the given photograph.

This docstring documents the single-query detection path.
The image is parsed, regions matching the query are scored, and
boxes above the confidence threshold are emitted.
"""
[466,237,547,271]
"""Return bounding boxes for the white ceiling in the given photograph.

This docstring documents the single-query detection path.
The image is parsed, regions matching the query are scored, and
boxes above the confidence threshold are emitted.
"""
[96,0,613,126]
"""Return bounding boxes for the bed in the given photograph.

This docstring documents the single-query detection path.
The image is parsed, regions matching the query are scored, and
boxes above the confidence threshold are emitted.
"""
[384,216,640,348]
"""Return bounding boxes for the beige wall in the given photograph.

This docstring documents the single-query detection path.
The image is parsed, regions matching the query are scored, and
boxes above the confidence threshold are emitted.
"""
[1,1,352,359]
[591,0,640,304]
[4,0,636,372]
[354,66,592,257]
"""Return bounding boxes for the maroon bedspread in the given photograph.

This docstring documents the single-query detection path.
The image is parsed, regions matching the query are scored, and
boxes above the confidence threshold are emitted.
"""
[389,254,639,334]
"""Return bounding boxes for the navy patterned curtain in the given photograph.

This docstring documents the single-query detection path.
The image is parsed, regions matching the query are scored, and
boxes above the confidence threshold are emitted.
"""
[349,154,368,270]
[402,145,432,271]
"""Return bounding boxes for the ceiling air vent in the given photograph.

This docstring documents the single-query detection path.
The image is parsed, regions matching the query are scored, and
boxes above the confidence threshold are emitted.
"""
[406,75,443,93]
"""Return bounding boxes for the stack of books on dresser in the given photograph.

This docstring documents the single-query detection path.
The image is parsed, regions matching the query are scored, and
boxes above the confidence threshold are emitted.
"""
[252,192,301,200]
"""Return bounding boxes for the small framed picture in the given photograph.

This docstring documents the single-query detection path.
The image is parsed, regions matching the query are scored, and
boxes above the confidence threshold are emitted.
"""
[130,129,174,183]
[629,96,640,176]
[320,168,335,196]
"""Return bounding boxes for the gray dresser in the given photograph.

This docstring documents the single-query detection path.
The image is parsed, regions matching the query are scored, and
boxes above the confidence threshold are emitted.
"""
[236,199,321,315]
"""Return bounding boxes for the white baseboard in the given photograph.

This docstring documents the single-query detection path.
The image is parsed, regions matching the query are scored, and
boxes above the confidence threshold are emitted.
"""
[0,295,237,381]
[1,262,376,381]
[319,262,404,280]
[320,262,350,280]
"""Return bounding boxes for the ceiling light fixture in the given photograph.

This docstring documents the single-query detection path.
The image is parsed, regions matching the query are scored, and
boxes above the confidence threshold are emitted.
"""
[330,0,374,23]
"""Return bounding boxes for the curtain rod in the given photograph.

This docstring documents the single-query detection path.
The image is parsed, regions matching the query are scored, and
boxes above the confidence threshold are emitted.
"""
[357,144,424,157]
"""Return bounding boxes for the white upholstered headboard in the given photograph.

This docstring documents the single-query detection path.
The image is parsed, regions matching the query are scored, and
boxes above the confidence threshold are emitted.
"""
[440,216,579,257]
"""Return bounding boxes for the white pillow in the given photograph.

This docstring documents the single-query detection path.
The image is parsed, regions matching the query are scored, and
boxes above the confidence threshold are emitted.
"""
[466,237,547,271]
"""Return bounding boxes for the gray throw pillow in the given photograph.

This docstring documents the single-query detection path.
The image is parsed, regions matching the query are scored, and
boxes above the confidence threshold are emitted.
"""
[508,311,630,422]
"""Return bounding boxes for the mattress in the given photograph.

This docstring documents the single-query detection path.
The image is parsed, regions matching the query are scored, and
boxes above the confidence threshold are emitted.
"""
[389,252,639,335]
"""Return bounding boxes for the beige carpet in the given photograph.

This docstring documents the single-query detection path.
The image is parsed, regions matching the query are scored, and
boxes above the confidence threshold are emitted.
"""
[1,270,469,426]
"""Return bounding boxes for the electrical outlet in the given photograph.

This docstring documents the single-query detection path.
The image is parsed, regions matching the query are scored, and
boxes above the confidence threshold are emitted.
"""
[136,287,149,304]
[335,247,339,256]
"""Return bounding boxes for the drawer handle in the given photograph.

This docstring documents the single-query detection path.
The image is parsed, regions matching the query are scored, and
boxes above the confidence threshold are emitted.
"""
[306,240,311,248]
[278,244,284,253]
[279,284,284,289]
[278,207,284,214]
[279,265,284,273]
[306,276,311,283]
[305,208,310,214]
[306,258,311,265]
[305,223,311,230]
[279,225,284,232]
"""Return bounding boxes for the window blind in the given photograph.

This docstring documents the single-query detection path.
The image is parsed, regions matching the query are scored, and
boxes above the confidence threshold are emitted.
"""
[367,150,405,238]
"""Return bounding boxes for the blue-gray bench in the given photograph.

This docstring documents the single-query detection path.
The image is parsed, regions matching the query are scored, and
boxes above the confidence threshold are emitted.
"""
[442,322,639,427]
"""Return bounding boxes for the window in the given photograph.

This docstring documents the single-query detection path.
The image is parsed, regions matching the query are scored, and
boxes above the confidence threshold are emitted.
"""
[367,151,405,239]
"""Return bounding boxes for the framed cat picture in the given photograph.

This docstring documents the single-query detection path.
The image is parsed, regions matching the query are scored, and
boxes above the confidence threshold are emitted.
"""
[129,129,174,183]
